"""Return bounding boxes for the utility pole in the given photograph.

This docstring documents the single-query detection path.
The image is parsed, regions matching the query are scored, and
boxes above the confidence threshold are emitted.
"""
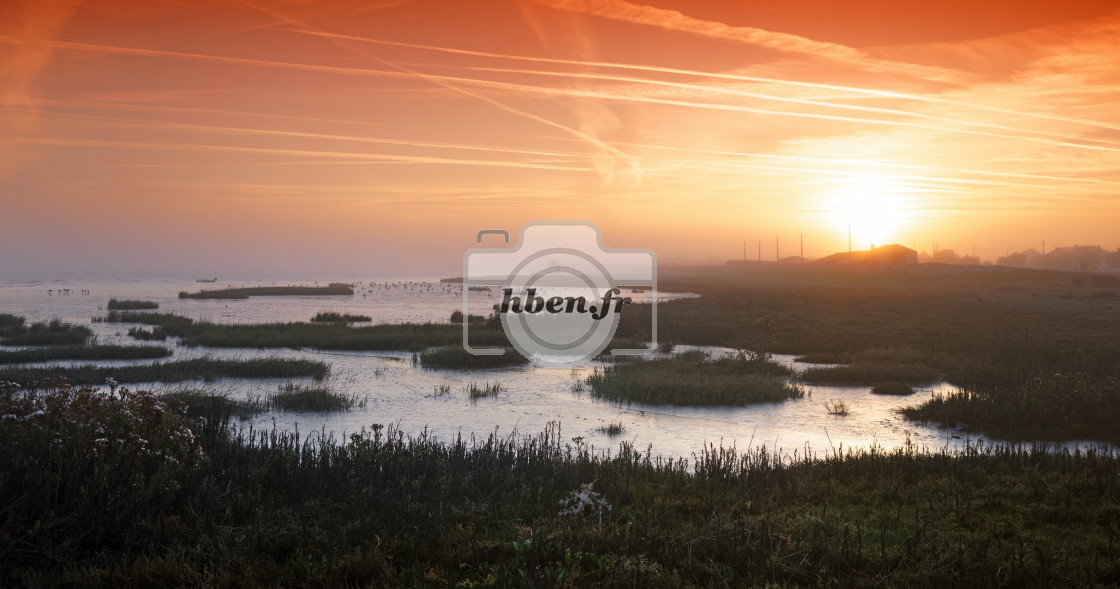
[776,236,780,262]
[800,233,804,263]
[972,244,976,259]
[757,241,761,262]
[1042,240,1045,256]
[743,240,746,261]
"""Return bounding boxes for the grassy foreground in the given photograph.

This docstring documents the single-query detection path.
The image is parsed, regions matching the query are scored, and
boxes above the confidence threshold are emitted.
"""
[1,381,1118,587]
[0,314,91,346]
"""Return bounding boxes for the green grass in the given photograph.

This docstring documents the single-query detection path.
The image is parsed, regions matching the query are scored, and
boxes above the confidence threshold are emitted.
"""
[310,311,371,323]
[178,283,354,299]
[419,345,529,368]
[0,316,92,346]
[872,382,916,395]
[0,344,171,364]
[271,383,361,412]
[0,357,329,385]
[903,372,1120,443]
[2,381,1119,587]
[587,351,803,406]
[106,299,159,310]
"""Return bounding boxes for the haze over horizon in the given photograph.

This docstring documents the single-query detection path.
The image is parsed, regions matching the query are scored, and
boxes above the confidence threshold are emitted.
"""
[3,0,1119,277]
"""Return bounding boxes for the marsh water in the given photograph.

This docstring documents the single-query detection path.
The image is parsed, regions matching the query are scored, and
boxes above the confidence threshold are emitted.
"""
[2,275,1105,460]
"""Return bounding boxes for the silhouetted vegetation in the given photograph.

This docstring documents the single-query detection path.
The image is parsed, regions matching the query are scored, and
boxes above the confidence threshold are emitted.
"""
[3,380,1118,587]
[588,351,802,406]
[310,311,371,323]
[179,283,354,299]
[419,345,529,369]
[106,299,158,310]
[596,421,626,436]
[161,389,265,421]
[0,344,171,364]
[0,315,92,346]
[0,357,328,385]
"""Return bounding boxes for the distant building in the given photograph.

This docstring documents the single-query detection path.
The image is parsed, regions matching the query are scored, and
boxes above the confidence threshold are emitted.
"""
[813,244,917,266]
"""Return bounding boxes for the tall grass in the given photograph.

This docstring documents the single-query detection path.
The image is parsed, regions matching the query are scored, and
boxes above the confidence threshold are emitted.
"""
[587,351,802,406]
[419,345,529,368]
[106,299,158,310]
[0,357,329,385]
[179,283,354,299]
[3,381,1119,587]
[904,372,1120,443]
[0,344,171,363]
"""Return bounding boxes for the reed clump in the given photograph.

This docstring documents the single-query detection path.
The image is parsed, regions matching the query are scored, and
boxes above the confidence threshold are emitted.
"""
[271,383,361,412]
[587,351,802,406]
[466,381,502,399]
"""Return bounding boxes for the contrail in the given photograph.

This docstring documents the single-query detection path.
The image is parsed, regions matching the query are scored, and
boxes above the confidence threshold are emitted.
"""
[4,136,594,171]
[234,0,641,190]
[268,26,1120,133]
[8,35,1115,153]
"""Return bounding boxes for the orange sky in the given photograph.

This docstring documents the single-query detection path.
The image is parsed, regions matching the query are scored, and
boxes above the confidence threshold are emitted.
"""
[2,0,1119,277]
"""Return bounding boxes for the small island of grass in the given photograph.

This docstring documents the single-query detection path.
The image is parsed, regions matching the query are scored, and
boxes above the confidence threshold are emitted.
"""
[587,351,802,406]
[310,311,372,323]
[418,346,529,369]
[178,283,354,299]
[106,299,159,310]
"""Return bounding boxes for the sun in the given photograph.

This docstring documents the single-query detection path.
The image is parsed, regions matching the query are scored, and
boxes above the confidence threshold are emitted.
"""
[825,174,910,250]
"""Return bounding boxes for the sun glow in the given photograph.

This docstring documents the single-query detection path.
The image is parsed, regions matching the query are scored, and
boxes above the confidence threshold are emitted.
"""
[826,174,911,250]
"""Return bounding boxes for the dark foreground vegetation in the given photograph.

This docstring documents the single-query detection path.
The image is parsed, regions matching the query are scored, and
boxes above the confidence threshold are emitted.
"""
[588,351,802,406]
[0,314,91,346]
[0,344,171,364]
[617,266,1120,441]
[106,299,159,310]
[179,284,354,299]
[0,357,328,385]
[2,381,1118,587]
